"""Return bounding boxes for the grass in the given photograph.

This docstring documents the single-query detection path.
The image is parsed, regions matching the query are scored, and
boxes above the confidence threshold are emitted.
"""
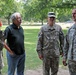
[25,29,42,70]
[1,26,67,74]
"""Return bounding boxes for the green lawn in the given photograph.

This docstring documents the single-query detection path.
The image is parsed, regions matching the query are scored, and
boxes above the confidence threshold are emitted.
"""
[25,29,42,70]
[1,26,67,74]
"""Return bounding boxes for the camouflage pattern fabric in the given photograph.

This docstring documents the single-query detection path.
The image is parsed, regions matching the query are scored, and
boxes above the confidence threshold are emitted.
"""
[63,24,76,61]
[68,60,76,75]
[36,24,64,75]
[43,57,59,75]
[0,31,4,51]
[0,51,3,69]
[37,24,64,57]
[0,30,4,75]
[63,24,76,75]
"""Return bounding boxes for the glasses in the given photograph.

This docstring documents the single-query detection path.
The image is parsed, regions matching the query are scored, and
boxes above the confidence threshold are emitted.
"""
[49,17,55,20]
[15,17,22,21]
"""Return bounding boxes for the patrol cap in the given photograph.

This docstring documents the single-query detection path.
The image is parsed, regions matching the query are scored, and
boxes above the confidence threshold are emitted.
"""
[48,12,56,18]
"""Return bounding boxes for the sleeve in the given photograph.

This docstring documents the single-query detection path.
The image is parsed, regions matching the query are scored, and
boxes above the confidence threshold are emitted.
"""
[0,27,10,48]
[59,27,64,54]
[36,27,43,56]
[63,32,69,60]
[0,31,4,43]
[0,31,4,50]
[4,27,10,40]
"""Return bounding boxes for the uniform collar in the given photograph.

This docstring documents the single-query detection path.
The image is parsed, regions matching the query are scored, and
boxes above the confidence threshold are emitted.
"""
[47,24,56,30]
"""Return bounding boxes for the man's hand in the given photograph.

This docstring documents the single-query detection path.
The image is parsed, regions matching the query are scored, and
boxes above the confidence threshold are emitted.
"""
[3,42,14,55]
[62,59,67,66]
[39,54,43,60]
[9,51,14,55]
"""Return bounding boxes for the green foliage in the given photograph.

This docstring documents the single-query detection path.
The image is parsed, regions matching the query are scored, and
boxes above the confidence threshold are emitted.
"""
[0,0,24,25]
[57,8,72,22]
[23,0,76,23]
[0,0,76,23]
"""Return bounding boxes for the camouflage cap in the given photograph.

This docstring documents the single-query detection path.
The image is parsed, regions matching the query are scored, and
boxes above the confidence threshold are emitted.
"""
[48,12,56,18]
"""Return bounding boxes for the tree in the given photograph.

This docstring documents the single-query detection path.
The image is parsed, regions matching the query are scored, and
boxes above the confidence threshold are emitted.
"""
[23,0,76,24]
[0,0,24,25]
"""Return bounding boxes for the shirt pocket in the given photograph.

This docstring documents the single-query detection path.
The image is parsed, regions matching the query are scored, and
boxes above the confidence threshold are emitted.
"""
[44,30,50,40]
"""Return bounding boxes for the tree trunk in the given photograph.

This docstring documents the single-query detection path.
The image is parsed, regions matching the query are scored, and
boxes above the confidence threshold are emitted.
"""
[8,18,10,25]
[7,13,11,25]
[41,18,44,25]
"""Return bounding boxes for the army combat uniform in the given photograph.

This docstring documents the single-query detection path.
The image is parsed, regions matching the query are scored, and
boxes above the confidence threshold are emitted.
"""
[63,24,76,75]
[36,24,64,75]
[0,30,4,75]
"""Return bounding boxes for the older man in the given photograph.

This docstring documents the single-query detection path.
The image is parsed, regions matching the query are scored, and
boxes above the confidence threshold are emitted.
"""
[4,12,25,75]
[36,12,64,75]
[63,9,76,75]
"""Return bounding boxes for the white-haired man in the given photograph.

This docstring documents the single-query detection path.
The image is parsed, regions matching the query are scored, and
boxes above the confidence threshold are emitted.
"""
[4,12,25,75]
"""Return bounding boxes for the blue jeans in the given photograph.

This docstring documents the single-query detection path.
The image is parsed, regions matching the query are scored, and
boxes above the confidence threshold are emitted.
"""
[6,51,25,75]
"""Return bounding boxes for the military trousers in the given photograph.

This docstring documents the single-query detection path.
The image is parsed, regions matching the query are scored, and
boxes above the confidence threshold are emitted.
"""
[43,57,59,75]
[68,60,76,75]
[0,51,3,75]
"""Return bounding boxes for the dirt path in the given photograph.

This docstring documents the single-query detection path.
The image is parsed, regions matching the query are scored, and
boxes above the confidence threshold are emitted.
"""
[25,67,69,75]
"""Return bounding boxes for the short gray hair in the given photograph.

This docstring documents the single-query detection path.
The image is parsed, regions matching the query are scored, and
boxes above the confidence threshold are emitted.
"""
[10,12,21,21]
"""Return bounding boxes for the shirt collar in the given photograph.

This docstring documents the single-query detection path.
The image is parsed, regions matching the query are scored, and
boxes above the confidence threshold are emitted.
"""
[12,23,21,29]
[47,24,56,30]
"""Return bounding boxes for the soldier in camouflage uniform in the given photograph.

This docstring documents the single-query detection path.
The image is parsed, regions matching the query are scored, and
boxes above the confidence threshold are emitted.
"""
[63,9,76,75]
[36,12,64,75]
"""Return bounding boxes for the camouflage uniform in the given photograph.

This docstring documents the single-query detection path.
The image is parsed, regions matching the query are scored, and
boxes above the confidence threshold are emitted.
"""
[0,30,4,75]
[36,24,64,75]
[63,24,76,75]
